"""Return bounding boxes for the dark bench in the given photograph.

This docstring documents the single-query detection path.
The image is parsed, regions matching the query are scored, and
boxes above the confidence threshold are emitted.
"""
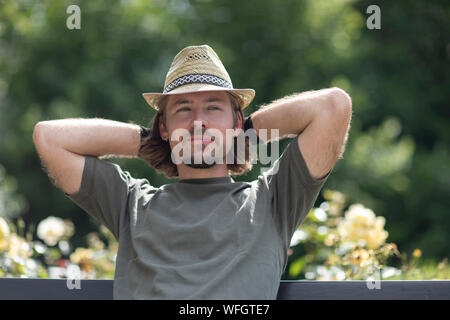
[0,278,448,300]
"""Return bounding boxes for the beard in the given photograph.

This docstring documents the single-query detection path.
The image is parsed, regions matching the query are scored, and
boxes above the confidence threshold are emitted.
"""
[185,146,218,169]
[176,131,233,169]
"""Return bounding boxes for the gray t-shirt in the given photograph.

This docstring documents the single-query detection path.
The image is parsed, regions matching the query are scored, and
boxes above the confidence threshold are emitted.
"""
[66,135,331,299]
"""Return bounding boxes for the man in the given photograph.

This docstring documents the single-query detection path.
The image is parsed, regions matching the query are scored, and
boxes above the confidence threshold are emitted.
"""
[33,45,352,299]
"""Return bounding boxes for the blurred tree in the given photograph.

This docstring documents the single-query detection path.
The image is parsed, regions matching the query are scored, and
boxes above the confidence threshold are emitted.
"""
[0,0,448,262]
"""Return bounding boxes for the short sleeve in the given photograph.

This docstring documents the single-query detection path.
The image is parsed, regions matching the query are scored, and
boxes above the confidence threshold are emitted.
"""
[65,155,144,240]
[257,135,332,252]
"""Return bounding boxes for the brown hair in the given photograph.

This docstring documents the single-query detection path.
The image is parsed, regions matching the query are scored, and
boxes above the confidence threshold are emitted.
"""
[138,92,254,178]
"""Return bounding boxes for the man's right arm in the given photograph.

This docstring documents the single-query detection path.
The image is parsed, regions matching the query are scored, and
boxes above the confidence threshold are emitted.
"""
[32,118,141,196]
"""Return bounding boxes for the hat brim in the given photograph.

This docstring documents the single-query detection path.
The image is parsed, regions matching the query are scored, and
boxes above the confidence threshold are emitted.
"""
[142,84,255,111]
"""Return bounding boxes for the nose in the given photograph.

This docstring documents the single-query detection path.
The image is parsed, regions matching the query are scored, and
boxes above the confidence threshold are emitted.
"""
[189,111,208,133]
[189,120,207,137]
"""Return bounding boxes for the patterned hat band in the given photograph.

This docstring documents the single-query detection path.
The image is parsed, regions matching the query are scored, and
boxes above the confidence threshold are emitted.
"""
[163,73,232,93]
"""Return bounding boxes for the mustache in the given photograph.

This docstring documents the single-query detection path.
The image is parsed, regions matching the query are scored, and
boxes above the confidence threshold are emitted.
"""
[169,128,237,141]
[188,129,214,138]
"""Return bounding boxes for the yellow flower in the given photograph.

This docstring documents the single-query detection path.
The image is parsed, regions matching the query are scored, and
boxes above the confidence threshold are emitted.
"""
[323,190,346,203]
[63,220,75,238]
[366,228,389,250]
[70,248,95,273]
[87,232,105,251]
[338,204,389,249]
[0,217,10,252]
[70,248,94,264]
[323,190,346,216]
[7,234,33,259]
[324,233,338,246]
[349,249,372,267]
[326,254,341,266]
[413,249,422,258]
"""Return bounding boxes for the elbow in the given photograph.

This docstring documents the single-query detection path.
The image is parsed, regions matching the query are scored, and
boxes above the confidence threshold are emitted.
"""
[317,88,352,125]
[330,87,352,111]
[33,121,50,147]
[33,122,42,143]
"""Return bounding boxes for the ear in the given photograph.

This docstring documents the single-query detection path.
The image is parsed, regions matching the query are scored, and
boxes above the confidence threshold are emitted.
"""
[159,114,169,141]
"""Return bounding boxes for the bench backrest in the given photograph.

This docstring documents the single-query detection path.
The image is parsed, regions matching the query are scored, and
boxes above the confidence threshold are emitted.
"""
[0,279,448,300]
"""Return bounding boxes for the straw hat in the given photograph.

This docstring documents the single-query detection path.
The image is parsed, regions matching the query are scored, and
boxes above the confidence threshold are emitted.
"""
[142,45,255,111]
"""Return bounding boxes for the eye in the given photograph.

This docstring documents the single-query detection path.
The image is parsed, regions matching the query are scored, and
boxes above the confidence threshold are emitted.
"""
[208,106,221,110]
[177,107,190,112]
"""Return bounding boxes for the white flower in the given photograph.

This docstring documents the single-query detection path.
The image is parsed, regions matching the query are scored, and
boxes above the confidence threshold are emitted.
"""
[330,266,346,280]
[290,230,308,247]
[48,266,66,279]
[317,226,329,235]
[314,265,346,280]
[382,267,402,278]
[37,216,66,246]
[314,208,328,222]
[319,201,330,211]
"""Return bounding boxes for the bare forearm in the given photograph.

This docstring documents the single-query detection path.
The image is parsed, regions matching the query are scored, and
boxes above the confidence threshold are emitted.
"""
[251,88,343,142]
[33,118,141,158]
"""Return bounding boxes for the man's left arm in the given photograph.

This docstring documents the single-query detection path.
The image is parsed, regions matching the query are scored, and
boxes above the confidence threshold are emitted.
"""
[250,87,353,180]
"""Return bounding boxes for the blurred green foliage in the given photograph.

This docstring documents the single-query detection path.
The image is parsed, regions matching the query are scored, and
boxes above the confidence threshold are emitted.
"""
[0,0,449,274]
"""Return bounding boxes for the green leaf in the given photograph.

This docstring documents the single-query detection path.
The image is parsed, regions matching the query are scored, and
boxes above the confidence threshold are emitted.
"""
[289,256,307,278]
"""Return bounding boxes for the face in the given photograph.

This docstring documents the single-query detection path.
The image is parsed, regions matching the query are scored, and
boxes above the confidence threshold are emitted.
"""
[159,91,242,169]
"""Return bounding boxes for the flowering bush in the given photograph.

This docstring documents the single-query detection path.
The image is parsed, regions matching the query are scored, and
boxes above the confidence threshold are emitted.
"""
[285,189,449,280]
[0,189,448,280]
[0,216,117,279]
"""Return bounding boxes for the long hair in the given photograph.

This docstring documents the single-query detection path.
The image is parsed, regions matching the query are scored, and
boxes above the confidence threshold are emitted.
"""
[138,92,254,178]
